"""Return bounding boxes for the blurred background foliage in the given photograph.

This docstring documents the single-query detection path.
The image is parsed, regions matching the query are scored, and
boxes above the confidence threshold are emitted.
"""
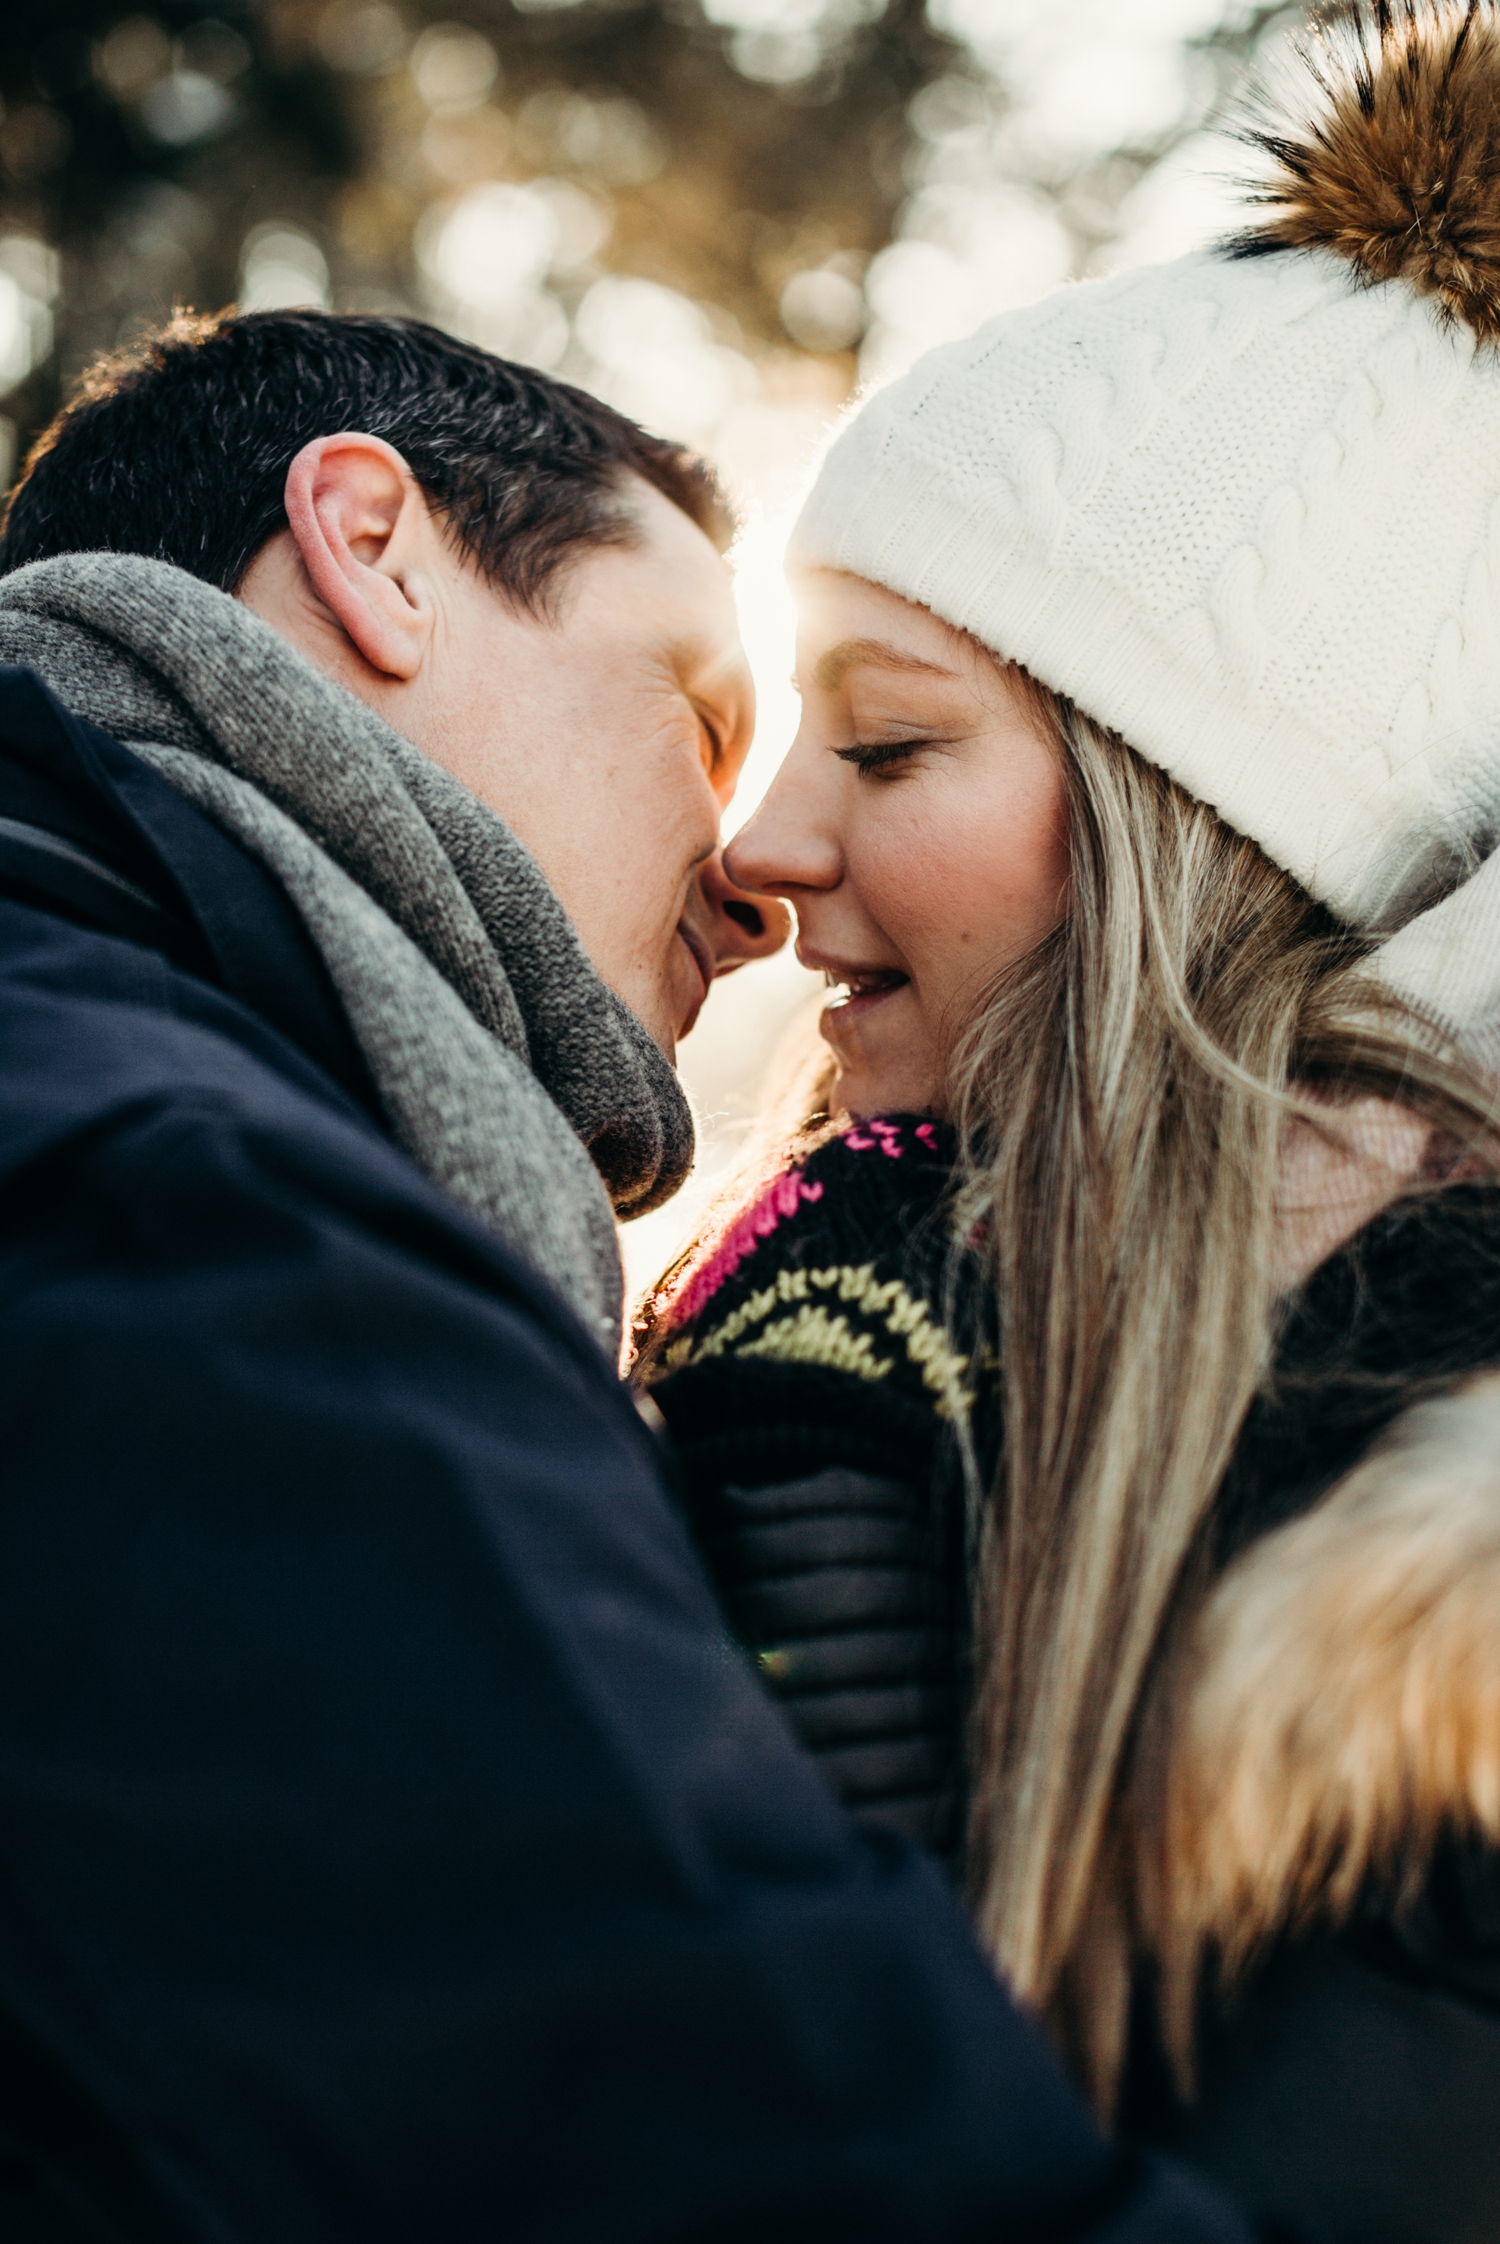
[0,0,1301,508]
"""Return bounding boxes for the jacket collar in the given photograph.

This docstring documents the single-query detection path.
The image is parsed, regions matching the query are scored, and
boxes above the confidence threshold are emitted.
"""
[0,663,378,1119]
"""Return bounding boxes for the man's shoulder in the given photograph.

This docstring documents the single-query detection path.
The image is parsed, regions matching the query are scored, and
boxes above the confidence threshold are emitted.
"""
[0,887,373,1185]
[0,662,381,1120]
[0,891,603,1369]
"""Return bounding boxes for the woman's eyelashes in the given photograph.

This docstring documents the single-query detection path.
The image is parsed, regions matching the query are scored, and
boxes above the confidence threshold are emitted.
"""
[833,737,930,776]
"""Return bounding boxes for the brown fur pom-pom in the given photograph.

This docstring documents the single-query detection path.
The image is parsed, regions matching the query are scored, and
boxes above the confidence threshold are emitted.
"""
[1232,0,1500,343]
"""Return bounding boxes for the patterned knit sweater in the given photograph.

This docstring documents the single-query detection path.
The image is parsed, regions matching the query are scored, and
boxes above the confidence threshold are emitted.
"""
[638,1115,987,1864]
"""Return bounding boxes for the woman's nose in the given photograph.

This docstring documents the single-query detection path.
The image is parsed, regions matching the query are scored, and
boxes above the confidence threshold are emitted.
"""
[723,749,842,900]
[691,848,792,976]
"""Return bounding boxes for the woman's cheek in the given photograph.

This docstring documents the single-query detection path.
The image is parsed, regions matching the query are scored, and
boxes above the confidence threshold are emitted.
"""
[915,830,1063,999]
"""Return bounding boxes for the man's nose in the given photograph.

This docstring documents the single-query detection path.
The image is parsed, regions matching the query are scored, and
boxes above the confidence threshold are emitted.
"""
[691,848,792,976]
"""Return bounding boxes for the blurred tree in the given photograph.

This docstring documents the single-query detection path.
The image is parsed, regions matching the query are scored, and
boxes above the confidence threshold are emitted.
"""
[1,2,347,451]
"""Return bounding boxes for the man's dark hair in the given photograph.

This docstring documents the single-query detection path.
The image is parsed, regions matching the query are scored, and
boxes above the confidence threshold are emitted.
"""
[0,309,733,607]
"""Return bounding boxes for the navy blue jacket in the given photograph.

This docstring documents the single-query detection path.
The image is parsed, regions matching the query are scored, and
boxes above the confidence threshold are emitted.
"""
[0,663,1267,2243]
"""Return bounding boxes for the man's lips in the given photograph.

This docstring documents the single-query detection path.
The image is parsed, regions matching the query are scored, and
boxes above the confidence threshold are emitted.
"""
[676,920,713,1035]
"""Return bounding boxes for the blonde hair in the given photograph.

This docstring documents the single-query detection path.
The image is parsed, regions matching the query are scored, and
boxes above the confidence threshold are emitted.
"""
[950,681,1500,2110]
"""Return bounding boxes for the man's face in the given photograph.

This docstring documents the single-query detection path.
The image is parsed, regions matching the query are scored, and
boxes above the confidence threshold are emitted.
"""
[242,462,778,1056]
[417,480,759,1052]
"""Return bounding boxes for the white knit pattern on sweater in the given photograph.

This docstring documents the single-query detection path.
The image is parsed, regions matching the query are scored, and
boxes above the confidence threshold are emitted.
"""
[792,246,1500,1033]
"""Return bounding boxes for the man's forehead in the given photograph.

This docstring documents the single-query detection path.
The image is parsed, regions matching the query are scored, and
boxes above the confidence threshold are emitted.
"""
[612,487,745,653]
[619,474,735,582]
[552,491,726,630]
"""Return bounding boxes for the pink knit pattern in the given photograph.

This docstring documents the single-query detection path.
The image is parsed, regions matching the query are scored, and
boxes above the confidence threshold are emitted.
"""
[670,1168,825,1327]
[663,1118,941,1329]
[844,1116,910,1157]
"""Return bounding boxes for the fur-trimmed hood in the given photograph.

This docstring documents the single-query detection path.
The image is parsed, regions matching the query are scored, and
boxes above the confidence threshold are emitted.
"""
[1139,1369,1500,2084]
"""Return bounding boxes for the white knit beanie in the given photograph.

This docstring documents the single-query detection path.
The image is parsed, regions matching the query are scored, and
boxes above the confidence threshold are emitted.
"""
[791,0,1500,1041]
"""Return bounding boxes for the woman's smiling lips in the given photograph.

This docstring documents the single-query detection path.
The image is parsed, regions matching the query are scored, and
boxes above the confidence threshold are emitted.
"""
[802,948,911,1030]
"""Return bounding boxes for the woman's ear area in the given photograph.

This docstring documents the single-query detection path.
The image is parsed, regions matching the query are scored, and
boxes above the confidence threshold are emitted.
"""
[281,432,437,680]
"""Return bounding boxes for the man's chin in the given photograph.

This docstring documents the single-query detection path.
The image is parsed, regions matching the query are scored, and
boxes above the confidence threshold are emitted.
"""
[616,959,709,1063]
[637,998,682,1064]
[663,956,710,1052]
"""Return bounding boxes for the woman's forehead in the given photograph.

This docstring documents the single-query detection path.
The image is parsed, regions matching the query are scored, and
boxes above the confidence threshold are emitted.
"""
[789,567,970,668]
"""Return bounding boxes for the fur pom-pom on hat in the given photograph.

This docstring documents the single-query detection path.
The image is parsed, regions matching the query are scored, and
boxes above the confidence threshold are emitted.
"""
[791,0,1500,1047]
[1233,0,1500,344]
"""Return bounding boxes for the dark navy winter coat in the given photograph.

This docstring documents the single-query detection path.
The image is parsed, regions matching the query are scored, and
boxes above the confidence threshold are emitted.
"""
[0,663,1267,2243]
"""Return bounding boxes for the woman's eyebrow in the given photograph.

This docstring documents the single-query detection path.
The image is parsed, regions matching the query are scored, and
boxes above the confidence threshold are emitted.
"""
[812,636,961,693]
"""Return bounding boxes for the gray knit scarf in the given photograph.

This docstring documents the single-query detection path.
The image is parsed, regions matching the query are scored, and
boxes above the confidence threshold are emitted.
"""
[0,553,695,1353]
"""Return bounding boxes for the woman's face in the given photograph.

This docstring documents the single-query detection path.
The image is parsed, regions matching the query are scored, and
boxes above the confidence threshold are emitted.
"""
[725,571,1070,1117]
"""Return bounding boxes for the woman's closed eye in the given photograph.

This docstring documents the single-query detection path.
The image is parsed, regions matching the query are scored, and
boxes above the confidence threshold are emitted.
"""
[834,738,932,777]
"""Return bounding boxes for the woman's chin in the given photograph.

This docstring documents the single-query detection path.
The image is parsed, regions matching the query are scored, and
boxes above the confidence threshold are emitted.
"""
[820,1005,938,1119]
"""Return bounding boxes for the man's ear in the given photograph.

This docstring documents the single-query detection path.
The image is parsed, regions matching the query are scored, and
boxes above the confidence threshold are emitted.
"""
[282,433,436,680]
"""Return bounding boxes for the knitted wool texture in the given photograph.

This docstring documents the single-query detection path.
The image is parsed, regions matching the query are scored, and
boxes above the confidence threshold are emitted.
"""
[641,1115,980,1479]
[792,142,1500,1036]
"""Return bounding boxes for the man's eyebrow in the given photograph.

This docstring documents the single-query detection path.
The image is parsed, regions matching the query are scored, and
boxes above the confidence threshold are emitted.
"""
[674,632,751,695]
[811,637,962,693]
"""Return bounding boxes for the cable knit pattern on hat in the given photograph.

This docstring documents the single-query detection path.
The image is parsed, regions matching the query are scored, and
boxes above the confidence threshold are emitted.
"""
[795,250,1500,949]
